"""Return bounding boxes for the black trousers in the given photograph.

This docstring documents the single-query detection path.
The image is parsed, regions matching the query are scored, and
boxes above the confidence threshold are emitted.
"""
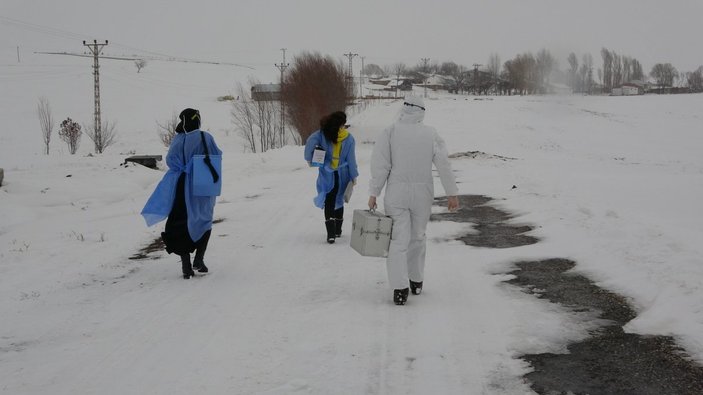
[163,173,211,257]
[324,171,344,220]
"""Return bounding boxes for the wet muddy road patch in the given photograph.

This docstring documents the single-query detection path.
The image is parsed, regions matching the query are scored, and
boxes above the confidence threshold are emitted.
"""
[431,194,538,248]
[507,259,703,395]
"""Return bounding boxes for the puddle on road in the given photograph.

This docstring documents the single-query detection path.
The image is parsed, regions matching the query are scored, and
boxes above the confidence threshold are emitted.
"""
[507,259,703,395]
[431,195,538,248]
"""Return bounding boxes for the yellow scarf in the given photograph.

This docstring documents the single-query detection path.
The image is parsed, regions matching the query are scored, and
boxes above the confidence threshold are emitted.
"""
[331,128,349,169]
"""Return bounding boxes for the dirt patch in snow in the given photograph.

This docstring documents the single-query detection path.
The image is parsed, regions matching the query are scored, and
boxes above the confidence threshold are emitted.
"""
[507,258,703,394]
[431,194,538,248]
[433,195,703,393]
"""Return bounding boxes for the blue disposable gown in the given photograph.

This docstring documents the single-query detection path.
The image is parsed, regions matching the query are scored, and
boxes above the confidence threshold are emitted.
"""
[141,129,222,242]
[304,130,359,210]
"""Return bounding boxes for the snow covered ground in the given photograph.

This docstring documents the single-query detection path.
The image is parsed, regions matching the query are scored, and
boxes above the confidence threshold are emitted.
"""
[1,56,702,394]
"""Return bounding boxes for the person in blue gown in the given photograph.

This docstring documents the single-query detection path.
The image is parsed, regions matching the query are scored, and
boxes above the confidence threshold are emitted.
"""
[142,108,222,279]
[304,111,359,243]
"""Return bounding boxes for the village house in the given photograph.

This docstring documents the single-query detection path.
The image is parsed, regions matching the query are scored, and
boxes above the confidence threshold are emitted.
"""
[251,84,281,101]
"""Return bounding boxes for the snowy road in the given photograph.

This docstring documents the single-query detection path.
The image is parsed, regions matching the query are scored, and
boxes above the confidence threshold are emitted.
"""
[3,94,703,394]
[2,146,547,394]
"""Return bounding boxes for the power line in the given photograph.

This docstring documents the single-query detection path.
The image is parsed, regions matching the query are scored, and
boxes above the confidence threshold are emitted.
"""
[34,51,255,69]
[3,15,255,69]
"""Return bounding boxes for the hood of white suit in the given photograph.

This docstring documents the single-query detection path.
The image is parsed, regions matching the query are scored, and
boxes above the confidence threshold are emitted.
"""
[397,95,426,124]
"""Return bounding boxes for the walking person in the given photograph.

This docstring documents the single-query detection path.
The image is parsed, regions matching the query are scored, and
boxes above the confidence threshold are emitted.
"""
[304,111,359,243]
[142,108,222,279]
[368,96,459,305]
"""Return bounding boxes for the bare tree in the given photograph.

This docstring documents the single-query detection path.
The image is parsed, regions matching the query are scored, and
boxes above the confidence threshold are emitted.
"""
[231,84,258,152]
[393,63,407,98]
[612,53,623,87]
[134,59,147,73]
[362,63,384,77]
[454,65,470,94]
[581,54,593,94]
[504,53,537,95]
[631,59,644,81]
[567,53,579,91]
[156,111,179,147]
[601,48,613,91]
[281,52,349,143]
[487,53,501,93]
[439,61,459,76]
[686,66,703,92]
[231,81,287,152]
[37,96,54,155]
[85,119,117,153]
[535,49,556,93]
[622,56,632,83]
[59,118,81,154]
[650,63,679,89]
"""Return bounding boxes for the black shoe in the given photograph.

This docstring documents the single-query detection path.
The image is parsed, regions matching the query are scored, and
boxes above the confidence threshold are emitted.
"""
[334,218,343,238]
[393,288,409,305]
[181,255,194,279]
[193,261,208,273]
[409,280,423,295]
[325,220,336,244]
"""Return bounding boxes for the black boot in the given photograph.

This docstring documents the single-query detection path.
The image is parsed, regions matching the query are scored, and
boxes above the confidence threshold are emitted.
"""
[410,280,423,295]
[325,220,336,244]
[393,288,409,305]
[192,260,208,273]
[181,254,195,279]
[193,243,210,273]
[334,218,343,238]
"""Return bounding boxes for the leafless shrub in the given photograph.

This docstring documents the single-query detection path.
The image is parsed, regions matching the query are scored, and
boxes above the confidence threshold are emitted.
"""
[37,97,54,155]
[230,82,286,153]
[281,52,350,143]
[59,118,81,154]
[85,119,117,153]
[134,59,147,73]
[156,111,179,147]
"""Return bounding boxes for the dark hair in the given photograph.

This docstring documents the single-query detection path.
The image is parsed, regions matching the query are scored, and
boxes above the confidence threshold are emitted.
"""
[320,111,347,143]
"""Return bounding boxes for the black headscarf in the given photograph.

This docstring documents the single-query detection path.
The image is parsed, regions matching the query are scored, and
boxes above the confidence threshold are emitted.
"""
[176,108,201,133]
[320,111,347,143]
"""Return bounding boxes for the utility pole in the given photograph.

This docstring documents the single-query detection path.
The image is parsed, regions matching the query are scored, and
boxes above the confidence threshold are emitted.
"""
[83,40,108,138]
[17,46,20,63]
[275,48,289,146]
[359,56,365,99]
[421,57,430,98]
[343,52,358,98]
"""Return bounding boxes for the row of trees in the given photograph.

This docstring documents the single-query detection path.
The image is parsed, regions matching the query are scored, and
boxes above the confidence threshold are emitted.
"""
[227,50,702,151]
[361,49,701,95]
[36,97,117,155]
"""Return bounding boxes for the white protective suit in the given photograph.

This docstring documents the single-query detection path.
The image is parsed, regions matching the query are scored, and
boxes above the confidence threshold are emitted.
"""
[369,96,459,290]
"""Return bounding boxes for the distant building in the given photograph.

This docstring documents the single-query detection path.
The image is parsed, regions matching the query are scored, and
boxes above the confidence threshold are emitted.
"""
[386,79,413,91]
[611,82,644,96]
[251,84,280,101]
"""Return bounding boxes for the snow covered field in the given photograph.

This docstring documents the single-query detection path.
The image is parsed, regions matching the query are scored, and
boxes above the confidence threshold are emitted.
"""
[1,57,702,394]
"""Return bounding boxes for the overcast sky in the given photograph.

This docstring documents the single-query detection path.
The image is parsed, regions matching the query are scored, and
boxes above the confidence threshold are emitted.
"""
[2,0,702,80]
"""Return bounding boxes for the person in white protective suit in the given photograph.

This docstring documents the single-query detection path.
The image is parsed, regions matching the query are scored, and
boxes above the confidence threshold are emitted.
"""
[368,95,459,305]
